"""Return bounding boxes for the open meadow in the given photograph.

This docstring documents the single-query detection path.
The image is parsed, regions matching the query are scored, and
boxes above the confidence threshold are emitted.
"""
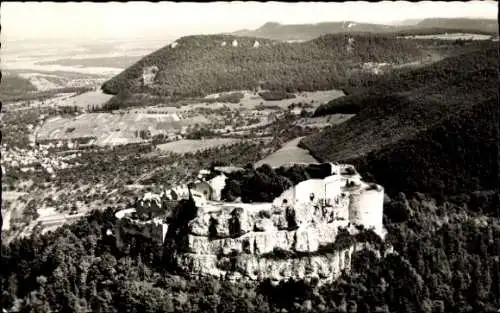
[156,138,244,154]
[254,136,319,168]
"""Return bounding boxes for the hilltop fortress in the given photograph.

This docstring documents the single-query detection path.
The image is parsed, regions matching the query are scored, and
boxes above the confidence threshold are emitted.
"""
[123,163,387,283]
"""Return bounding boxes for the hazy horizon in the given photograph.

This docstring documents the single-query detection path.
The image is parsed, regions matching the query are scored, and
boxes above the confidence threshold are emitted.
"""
[2,1,498,43]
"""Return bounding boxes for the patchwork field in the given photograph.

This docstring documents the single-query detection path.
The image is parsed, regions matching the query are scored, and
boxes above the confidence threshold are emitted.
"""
[147,89,345,112]
[36,112,210,146]
[204,89,345,110]
[401,33,493,40]
[156,138,244,154]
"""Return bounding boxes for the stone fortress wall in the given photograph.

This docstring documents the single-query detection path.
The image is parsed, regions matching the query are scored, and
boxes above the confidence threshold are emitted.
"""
[160,162,386,282]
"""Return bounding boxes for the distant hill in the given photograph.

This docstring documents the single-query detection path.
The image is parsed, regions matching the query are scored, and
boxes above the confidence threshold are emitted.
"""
[416,18,498,33]
[231,21,396,41]
[100,33,487,109]
[231,18,498,41]
[0,74,37,96]
[301,46,499,196]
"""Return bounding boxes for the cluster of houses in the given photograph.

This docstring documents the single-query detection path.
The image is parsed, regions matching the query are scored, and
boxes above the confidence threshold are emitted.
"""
[1,142,82,179]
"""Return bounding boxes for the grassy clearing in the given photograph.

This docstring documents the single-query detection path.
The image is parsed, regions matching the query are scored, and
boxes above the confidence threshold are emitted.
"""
[254,136,319,168]
[198,89,345,110]
[157,138,243,154]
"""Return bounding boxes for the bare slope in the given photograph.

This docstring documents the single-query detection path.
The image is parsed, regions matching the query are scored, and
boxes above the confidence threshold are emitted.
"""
[301,47,499,196]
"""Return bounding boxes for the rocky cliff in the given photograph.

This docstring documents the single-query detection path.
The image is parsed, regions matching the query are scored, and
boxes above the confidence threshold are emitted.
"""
[165,195,386,282]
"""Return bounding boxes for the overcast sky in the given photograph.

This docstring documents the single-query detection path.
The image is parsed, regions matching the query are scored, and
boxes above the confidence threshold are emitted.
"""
[2,1,497,41]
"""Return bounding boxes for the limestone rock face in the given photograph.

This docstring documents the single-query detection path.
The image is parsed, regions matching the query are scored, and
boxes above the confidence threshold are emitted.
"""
[228,251,352,282]
[188,214,211,236]
[182,235,221,254]
[189,207,255,239]
[271,212,289,230]
[177,253,224,277]
[142,66,159,87]
[294,228,319,253]
[214,211,233,238]
[175,217,362,282]
[254,218,277,232]
[232,208,253,235]
[254,232,276,254]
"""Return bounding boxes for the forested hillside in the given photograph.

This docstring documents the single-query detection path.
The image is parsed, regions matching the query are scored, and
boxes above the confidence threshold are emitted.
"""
[101,33,484,105]
[2,193,499,312]
[302,45,498,197]
[315,43,497,116]
[0,74,37,100]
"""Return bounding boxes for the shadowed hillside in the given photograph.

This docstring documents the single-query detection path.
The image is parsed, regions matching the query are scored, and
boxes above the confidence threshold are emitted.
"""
[301,46,499,196]
[100,33,483,107]
[314,42,497,116]
[0,74,37,100]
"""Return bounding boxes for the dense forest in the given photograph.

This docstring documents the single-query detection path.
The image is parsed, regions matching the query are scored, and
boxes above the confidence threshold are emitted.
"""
[314,44,497,116]
[100,33,487,106]
[302,45,498,197]
[2,189,499,312]
[338,97,499,197]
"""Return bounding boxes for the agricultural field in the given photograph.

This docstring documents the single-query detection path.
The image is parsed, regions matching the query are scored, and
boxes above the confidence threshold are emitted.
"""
[143,89,343,112]
[156,138,244,154]
[197,89,345,110]
[36,112,210,146]
[401,33,494,40]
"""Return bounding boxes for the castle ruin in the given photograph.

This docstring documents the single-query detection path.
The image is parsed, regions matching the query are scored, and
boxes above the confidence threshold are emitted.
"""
[161,163,386,283]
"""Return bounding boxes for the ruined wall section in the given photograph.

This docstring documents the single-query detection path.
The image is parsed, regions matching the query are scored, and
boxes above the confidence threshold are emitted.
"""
[170,201,356,282]
[142,66,159,87]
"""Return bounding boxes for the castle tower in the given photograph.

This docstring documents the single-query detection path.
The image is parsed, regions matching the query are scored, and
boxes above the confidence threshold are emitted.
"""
[348,184,384,236]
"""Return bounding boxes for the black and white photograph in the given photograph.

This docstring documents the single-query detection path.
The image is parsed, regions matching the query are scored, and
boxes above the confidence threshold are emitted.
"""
[1,1,499,312]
